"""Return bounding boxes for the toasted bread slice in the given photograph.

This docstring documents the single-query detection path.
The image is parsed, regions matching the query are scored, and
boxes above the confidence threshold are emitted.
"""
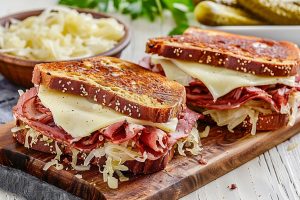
[32,56,186,123]
[146,27,300,77]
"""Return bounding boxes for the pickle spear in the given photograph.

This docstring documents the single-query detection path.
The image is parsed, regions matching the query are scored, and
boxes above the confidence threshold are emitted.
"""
[238,0,300,25]
[194,1,265,26]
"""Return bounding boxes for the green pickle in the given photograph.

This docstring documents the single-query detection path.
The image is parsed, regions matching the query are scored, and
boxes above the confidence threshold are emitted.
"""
[238,0,300,25]
[194,1,264,25]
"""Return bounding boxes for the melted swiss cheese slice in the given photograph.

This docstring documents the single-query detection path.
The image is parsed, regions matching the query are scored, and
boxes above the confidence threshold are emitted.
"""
[151,57,296,100]
[38,86,178,138]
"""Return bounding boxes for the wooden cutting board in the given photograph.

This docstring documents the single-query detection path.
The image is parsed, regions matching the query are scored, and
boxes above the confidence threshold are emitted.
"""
[0,120,299,200]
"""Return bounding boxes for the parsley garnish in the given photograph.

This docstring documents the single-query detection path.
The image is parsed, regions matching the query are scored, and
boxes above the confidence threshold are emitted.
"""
[58,0,194,35]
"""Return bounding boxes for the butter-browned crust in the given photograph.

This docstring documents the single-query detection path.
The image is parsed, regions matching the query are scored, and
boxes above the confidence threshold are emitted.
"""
[146,27,300,77]
[243,113,289,131]
[32,56,186,123]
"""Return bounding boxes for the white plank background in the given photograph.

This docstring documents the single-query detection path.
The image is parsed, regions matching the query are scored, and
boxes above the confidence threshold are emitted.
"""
[0,1,300,199]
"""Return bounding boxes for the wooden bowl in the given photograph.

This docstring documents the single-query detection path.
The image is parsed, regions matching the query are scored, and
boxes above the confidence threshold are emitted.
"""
[0,9,131,88]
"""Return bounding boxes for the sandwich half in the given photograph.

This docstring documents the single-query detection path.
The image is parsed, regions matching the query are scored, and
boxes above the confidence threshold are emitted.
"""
[146,27,300,134]
[12,56,201,188]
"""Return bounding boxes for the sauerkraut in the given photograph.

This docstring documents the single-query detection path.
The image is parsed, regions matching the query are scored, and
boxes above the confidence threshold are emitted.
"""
[203,98,300,135]
[177,127,202,156]
[286,91,300,126]
[24,127,40,148]
[203,100,272,135]
[200,126,210,138]
[43,159,63,171]
[83,142,147,189]
[83,137,203,189]
[0,7,125,61]
[43,142,64,171]
[17,124,202,189]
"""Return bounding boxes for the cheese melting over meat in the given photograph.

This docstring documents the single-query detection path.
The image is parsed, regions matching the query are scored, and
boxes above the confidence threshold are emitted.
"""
[38,86,178,138]
[151,57,296,100]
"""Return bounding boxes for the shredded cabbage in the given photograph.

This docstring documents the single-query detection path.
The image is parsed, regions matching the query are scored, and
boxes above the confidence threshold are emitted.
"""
[203,100,272,135]
[0,7,124,61]
[177,127,202,156]
[24,127,40,148]
[17,89,24,96]
[287,91,300,126]
[71,149,90,171]
[200,126,210,138]
[83,142,148,189]
[20,123,205,189]
[115,170,129,182]
[71,149,79,167]
[73,165,90,171]
[24,131,29,148]
[157,130,166,149]
[54,142,62,160]
[43,141,64,171]
[102,157,129,189]
[204,96,300,135]
[43,159,63,171]
[278,91,300,126]
[103,143,148,162]
[83,148,105,166]
[11,125,26,133]
[10,125,29,147]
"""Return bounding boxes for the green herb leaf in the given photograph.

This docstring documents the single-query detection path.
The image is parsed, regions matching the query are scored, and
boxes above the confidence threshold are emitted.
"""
[58,0,100,8]
[162,0,194,12]
[113,0,121,10]
[58,0,195,34]
[162,0,193,35]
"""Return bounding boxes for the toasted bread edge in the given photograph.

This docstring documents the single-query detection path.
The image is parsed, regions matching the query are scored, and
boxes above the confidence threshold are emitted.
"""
[146,40,299,77]
[32,64,185,123]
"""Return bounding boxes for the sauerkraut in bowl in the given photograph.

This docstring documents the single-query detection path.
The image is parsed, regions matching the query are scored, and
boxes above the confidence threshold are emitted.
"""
[0,7,127,61]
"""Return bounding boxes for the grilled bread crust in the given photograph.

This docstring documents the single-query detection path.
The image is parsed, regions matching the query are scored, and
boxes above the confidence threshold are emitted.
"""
[243,113,289,131]
[203,112,289,131]
[146,27,300,77]
[32,56,186,123]
[14,128,174,175]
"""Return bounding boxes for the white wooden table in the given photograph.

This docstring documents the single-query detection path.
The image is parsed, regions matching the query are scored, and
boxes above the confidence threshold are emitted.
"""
[0,1,300,199]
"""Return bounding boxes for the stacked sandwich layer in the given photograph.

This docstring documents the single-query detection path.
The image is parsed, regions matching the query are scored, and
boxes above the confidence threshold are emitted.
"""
[12,56,201,189]
[146,27,300,134]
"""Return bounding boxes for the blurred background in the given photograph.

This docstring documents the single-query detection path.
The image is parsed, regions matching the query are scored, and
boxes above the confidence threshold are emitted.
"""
[56,0,300,43]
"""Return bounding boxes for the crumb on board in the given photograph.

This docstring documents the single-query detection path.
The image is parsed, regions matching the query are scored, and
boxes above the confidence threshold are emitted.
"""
[198,158,207,165]
[228,184,237,190]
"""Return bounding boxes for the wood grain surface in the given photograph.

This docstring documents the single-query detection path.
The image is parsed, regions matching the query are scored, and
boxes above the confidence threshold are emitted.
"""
[0,119,299,200]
